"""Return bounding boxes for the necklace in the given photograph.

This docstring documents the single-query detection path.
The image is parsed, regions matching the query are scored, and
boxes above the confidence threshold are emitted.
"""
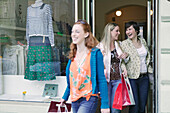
[75,49,89,66]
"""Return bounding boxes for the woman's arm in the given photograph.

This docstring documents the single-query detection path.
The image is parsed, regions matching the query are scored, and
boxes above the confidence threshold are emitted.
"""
[62,60,71,101]
[96,50,109,109]
[120,41,130,64]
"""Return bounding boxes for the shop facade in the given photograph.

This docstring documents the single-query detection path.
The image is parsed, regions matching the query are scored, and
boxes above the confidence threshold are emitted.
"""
[0,0,170,113]
[0,0,75,112]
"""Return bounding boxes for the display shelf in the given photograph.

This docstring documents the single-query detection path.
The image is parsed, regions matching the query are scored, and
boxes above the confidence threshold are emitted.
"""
[0,94,61,103]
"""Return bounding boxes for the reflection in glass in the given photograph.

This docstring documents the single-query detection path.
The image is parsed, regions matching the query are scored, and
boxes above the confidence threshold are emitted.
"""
[0,0,75,77]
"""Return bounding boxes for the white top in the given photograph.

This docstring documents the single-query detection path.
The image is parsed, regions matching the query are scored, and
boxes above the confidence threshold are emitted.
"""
[137,44,147,73]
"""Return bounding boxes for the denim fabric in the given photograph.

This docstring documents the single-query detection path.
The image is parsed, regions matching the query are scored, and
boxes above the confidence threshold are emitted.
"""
[72,96,98,113]
[108,79,121,113]
[129,75,149,113]
[26,4,54,46]
[29,36,51,46]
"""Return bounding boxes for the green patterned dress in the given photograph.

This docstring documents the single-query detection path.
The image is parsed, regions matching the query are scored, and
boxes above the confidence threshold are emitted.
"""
[24,36,56,81]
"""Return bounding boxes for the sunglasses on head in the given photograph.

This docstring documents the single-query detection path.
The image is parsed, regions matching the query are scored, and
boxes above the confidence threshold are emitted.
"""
[77,20,86,24]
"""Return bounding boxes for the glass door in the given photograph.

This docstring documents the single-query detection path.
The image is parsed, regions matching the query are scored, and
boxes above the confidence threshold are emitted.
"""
[75,0,95,35]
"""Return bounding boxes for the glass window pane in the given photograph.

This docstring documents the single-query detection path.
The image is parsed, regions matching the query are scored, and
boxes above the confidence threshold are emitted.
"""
[0,0,75,77]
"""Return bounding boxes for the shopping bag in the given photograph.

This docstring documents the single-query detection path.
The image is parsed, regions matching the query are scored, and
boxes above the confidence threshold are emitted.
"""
[124,77,135,106]
[112,74,131,110]
[48,101,71,113]
[121,74,131,106]
[112,83,124,110]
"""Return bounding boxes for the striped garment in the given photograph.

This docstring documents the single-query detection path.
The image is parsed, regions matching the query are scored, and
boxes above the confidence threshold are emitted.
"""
[26,4,54,46]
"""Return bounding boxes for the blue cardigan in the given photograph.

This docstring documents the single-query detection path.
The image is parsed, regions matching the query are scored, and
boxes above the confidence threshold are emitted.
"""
[62,48,109,109]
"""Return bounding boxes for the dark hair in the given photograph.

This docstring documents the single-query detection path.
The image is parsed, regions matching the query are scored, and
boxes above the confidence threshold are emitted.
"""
[69,20,99,60]
[125,21,139,35]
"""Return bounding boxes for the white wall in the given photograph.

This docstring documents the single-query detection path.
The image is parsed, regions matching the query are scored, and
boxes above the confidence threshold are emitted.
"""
[158,0,170,112]
[3,75,67,98]
[0,101,50,113]
[0,75,69,113]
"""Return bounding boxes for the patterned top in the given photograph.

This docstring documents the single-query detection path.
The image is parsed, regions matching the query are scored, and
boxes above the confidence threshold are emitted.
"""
[96,42,126,82]
[110,49,121,80]
[62,48,109,108]
[69,52,96,102]
[121,37,153,79]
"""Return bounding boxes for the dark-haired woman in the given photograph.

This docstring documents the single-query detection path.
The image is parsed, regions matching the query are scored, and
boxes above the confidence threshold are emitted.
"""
[121,21,153,113]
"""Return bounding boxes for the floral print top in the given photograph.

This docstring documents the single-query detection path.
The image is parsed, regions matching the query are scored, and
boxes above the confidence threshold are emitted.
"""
[69,52,97,102]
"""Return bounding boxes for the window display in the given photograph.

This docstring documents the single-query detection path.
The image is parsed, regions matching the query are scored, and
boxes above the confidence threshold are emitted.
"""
[25,0,56,81]
[0,0,74,76]
[0,0,75,102]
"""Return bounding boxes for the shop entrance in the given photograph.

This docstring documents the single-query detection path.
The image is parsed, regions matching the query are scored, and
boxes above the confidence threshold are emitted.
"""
[76,0,155,113]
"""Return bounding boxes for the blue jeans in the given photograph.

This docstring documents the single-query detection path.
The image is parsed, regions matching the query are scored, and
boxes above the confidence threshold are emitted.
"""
[108,79,121,113]
[71,96,98,113]
[129,75,149,113]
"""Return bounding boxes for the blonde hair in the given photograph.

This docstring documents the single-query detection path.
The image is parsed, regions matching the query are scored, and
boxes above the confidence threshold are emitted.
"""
[100,23,119,54]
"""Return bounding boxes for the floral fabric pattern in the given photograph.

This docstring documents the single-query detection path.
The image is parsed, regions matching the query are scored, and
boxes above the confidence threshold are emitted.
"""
[120,37,152,79]
[69,52,94,102]
[110,49,121,80]
[25,44,56,81]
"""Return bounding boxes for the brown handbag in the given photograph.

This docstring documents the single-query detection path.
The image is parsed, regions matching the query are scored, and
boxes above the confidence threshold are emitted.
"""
[48,101,71,113]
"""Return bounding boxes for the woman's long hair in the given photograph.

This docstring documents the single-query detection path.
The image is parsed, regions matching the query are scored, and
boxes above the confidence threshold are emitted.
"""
[69,20,99,60]
[100,23,118,54]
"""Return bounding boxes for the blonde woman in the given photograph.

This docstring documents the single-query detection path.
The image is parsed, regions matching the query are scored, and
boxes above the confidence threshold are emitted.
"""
[97,23,128,113]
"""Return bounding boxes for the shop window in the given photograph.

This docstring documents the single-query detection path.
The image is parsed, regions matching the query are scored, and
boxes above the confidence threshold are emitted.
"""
[0,0,75,76]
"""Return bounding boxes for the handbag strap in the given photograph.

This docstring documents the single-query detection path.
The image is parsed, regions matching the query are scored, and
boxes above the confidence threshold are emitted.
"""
[56,104,68,112]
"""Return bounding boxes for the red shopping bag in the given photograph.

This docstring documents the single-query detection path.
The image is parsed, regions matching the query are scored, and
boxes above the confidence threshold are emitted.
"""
[48,101,71,113]
[112,74,131,110]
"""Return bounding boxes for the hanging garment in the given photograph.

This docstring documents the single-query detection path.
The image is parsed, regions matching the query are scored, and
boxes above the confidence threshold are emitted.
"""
[24,36,56,81]
[2,45,25,75]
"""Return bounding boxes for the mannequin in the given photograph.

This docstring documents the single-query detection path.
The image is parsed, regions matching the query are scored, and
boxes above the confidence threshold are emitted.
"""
[35,0,43,2]
[32,0,43,7]
[25,1,56,81]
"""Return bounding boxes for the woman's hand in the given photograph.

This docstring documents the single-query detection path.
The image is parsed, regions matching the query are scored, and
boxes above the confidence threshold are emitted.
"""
[101,108,110,113]
[122,69,128,77]
[60,98,66,106]
[119,52,128,60]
